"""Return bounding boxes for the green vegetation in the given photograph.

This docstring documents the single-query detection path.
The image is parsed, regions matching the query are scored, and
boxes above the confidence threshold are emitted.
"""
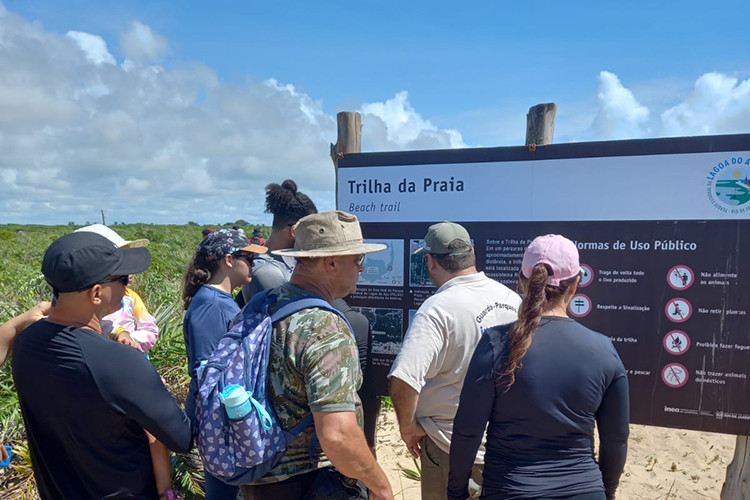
[0,223,268,499]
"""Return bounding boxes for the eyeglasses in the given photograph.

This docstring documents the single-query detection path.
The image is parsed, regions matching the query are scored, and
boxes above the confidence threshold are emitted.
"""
[355,254,365,266]
[99,275,129,287]
[233,253,255,266]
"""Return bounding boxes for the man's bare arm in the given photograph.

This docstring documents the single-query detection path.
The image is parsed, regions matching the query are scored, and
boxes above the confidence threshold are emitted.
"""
[313,411,394,500]
[388,377,427,459]
[0,302,51,367]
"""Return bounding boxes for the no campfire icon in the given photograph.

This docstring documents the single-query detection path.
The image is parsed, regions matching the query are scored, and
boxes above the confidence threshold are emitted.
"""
[663,330,691,355]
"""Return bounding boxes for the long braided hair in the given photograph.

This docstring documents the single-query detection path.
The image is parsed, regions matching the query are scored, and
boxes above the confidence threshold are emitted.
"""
[496,263,579,390]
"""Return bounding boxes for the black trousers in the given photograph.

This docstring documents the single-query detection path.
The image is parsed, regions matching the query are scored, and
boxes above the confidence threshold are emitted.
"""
[240,469,319,500]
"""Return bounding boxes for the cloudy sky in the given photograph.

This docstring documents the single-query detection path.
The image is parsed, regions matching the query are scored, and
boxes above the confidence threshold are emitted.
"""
[1,1,748,225]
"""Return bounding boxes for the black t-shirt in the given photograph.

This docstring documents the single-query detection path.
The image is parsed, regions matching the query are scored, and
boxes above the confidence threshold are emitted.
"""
[12,320,192,500]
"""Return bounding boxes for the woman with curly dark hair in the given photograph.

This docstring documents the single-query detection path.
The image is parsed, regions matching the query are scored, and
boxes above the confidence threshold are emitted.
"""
[448,234,629,500]
[237,179,317,307]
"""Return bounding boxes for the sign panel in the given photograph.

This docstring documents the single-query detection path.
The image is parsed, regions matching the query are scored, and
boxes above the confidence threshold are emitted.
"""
[337,134,750,435]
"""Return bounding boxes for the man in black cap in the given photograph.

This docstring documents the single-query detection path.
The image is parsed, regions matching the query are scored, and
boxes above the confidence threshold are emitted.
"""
[12,232,192,500]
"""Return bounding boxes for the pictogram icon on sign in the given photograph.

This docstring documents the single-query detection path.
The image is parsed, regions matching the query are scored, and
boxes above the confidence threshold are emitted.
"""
[579,264,593,288]
[662,363,688,388]
[568,294,592,317]
[663,330,691,355]
[667,265,694,291]
[665,298,692,323]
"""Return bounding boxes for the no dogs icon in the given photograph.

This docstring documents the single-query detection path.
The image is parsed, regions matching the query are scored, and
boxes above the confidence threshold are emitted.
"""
[662,363,688,388]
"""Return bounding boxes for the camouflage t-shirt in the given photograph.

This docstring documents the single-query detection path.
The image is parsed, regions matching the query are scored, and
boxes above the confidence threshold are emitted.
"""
[256,282,363,483]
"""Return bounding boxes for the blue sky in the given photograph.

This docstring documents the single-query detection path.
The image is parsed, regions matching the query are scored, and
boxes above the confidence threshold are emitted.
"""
[1,1,748,224]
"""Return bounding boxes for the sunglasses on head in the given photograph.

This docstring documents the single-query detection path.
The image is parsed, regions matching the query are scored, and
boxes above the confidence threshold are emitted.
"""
[99,275,129,287]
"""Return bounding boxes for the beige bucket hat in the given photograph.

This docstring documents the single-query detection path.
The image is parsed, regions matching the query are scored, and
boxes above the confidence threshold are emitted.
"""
[272,210,386,258]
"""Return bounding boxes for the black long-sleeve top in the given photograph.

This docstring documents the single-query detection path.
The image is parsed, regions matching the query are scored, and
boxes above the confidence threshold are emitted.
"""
[13,320,193,500]
[448,318,629,500]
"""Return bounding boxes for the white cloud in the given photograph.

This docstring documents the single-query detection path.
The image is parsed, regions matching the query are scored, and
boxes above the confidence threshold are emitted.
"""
[661,72,750,137]
[1,3,748,226]
[0,8,466,225]
[587,71,750,142]
[66,31,116,65]
[592,71,650,140]
[124,177,149,191]
[360,91,466,150]
[119,21,169,65]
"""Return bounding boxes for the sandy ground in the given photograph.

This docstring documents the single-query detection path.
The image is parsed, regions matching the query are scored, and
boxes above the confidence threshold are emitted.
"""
[374,409,737,500]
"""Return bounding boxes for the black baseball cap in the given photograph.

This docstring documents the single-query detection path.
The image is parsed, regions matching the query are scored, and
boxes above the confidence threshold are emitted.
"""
[42,232,151,293]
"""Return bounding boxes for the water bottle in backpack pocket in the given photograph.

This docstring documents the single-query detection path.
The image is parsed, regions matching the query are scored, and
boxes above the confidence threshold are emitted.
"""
[195,290,349,486]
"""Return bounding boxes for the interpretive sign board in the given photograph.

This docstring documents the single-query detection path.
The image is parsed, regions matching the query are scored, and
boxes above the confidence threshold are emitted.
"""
[336,134,750,435]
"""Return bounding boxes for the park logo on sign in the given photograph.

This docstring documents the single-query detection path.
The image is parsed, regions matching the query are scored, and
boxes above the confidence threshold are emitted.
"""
[705,157,750,214]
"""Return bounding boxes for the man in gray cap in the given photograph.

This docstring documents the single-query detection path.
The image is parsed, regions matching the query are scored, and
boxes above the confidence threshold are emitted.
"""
[240,211,393,500]
[12,232,192,500]
[388,222,521,500]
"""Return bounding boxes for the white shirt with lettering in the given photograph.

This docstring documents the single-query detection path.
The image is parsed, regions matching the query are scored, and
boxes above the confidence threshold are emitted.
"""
[389,271,521,461]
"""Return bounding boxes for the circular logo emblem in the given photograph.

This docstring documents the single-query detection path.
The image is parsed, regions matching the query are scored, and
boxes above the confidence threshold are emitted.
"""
[706,158,750,213]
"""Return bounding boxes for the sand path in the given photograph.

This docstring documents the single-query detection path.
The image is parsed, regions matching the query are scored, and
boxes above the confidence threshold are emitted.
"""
[374,409,736,500]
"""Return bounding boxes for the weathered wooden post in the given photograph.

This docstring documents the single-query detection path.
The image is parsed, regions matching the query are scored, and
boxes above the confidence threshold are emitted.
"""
[721,436,750,499]
[525,103,557,146]
[330,112,362,208]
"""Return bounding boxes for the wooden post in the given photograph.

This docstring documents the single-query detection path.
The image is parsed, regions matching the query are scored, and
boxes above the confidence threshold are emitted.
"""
[525,103,557,146]
[721,436,750,499]
[330,112,362,208]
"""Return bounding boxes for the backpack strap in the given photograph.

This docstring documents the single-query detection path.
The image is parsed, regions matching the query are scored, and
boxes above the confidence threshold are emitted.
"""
[267,296,354,464]
[283,414,314,443]
[270,297,353,332]
[248,288,275,315]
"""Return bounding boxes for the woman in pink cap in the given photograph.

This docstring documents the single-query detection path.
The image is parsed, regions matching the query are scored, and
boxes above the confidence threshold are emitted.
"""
[448,234,629,500]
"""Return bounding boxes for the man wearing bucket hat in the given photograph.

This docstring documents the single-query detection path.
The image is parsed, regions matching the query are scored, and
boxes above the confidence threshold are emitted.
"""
[12,232,192,500]
[240,211,393,500]
[388,222,521,500]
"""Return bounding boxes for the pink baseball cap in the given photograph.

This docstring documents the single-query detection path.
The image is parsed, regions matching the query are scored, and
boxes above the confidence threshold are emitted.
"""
[521,234,582,286]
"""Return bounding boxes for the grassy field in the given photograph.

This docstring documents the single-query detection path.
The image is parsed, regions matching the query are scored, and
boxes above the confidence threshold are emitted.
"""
[0,223,268,498]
